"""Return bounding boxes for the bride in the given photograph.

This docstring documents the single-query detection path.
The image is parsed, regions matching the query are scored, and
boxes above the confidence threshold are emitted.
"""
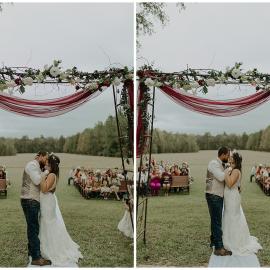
[39,154,83,267]
[222,151,262,256]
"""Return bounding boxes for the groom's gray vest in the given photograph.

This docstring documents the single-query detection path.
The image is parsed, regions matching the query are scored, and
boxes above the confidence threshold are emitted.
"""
[20,160,41,202]
[205,158,225,198]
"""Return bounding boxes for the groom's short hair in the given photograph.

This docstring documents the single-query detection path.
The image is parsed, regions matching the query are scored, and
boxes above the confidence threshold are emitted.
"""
[36,151,48,157]
[218,146,229,157]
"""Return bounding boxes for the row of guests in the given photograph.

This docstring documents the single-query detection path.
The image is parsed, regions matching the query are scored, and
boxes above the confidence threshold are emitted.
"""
[137,160,191,196]
[69,167,127,200]
[250,164,270,195]
[0,165,11,187]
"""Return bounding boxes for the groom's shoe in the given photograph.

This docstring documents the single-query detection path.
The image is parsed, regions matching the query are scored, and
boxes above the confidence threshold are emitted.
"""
[31,258,52,266]
[214,248,232,256]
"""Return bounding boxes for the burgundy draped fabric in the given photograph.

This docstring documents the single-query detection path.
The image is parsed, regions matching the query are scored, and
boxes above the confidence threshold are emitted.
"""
[160,85,270,117]
[136,83,270,157]
[127,80,134,113]
[136,82,145,157]
[127,80,134,151]
[0,89,102,117]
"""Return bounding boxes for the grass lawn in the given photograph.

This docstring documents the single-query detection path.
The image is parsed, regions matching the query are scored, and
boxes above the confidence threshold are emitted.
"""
[137,150,270,267]
[0,153,133,267]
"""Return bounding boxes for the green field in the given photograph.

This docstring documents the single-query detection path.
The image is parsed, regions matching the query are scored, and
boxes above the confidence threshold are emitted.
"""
[137,150,270,267]
[0,153,133,267]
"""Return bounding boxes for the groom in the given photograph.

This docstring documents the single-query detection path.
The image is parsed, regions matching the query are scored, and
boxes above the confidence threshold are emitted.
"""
[20,151,51,266]
[205,146,232,256]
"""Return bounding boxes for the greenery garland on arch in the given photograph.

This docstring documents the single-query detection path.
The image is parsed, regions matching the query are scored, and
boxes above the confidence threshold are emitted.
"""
[0,60,133,95]
[138,63,270,94]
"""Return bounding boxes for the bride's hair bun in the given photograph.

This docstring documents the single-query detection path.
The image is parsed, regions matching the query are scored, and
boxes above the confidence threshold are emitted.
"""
[49,153,60,165]
[48,153,60,177]
[232,151,242,171]
[233,151,242,161]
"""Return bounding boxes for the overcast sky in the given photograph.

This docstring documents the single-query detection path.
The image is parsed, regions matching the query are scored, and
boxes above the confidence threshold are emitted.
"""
[138,3,270,135]
[0,3,133,138]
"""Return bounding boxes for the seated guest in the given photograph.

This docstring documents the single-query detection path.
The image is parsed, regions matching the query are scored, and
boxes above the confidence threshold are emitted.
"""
[106,168,113,178]
[2,165,11,187]
[74,167,82,184]
[84,170,96,198]
[180,162,189,176]
[84,176,94,198]
[95,169,102,181]
[255,164,263,183]
[68,167,75,185]
[250,164,256,182]
[114,167,119,175]
[262,167,269,180]
[0,166,6,179]
[161,165,171,196]
[149,166,161,196]
[171,164,181,192]
[171,165,181,176]
[86,169,93,179]
[100,174,111,200]
[137,166,148,197]
[92,177,101,194]
[158,160,165,173]
[110,171,121,201]
[264,173,270,195]
[81,170,88,186]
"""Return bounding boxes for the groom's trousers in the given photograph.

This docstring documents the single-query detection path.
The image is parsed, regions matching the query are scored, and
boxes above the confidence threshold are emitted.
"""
[21,199,41,260]
[206,193,224,249]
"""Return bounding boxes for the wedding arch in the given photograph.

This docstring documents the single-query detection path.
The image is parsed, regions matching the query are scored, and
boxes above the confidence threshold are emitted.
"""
[136,63,270,243]
[0,60,134,230]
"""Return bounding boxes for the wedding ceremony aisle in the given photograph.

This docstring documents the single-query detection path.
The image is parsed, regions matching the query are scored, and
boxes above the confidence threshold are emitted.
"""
[137,150,270,267]
[0,153,133,267]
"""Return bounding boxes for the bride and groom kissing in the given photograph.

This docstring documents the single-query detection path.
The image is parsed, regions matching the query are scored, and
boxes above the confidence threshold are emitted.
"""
[206,146,262,260]
[20,151,82,267]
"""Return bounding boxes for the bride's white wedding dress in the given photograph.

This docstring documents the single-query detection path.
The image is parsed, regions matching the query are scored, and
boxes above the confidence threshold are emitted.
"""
[209,177,262,267]
[38,176,83,267]
[223,178,262,256]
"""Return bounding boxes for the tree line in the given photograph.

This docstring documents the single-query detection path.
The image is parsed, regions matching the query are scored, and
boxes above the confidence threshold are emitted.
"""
[0,115,123,156]
[151,127,270,153]
[1,116,270,156]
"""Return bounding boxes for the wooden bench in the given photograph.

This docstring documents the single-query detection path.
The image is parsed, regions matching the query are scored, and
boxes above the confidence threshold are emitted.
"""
[170,175,190,194]
[0,179,7,198]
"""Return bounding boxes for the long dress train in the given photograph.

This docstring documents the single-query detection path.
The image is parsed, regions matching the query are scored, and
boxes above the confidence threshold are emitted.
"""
[39,191,83,267]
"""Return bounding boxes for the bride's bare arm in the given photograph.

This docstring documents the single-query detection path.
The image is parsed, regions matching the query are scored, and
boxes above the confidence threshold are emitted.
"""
[40,173,55,193]
[225,169,240,188]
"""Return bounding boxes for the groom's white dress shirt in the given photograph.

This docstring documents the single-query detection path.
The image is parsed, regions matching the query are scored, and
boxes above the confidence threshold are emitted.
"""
[21,160,47,202]
[205,157,225,198]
